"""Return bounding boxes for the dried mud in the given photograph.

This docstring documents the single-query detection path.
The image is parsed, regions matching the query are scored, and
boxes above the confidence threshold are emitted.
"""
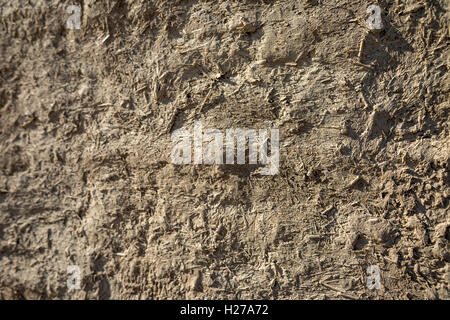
[0,0,449,299]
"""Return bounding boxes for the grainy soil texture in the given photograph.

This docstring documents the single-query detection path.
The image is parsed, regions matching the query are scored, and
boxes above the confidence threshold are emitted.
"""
[0,0,449,300]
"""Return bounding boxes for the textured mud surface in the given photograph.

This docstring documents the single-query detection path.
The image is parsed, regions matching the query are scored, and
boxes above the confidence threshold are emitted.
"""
[0,0,449,299]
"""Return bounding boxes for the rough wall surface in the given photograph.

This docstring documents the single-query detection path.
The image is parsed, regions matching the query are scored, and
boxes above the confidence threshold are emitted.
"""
[0,0,448,299]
